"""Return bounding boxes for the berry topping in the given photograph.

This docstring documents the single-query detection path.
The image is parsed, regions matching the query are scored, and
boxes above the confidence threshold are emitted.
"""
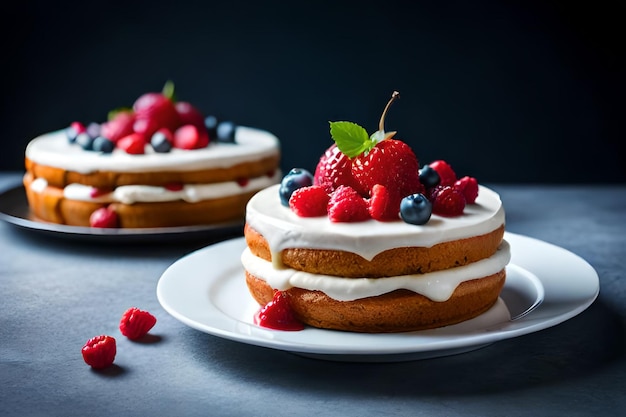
[119,307,157,340]
[429,160,457,186]
[92,136,115,153]
[279,168,314,207]
[288,185,330,217]
[75,132,94,150]
[313,143,367,195]
[100,111,136,143]
[81,335,116,369]
[86,122,101,139]
[132,82,181,138]
[429,185,466,216]
[216,120,237,143]
[66,121,86,143]
[328,185,370,222]
[89,206,119,228]
[368,184,399,221]
[254,291,304,331]
[418,164,441,189]
[400,193,432,225]
[236,177,249,187]
[204,115,219,140]
[173,124,209,150]
[164,182,184,191]
[89,187,112,198]
[150,128,173,153]
[175,101,206,130]
[117,133,146,154]
[454,176,479,204]
[331,91,424,203]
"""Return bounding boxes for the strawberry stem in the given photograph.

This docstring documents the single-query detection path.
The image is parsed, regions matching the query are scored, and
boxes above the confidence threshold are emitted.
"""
[378,91,400,133]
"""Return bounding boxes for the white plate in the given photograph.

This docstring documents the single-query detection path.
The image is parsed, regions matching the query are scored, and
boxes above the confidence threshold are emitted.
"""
[157,232,599,362]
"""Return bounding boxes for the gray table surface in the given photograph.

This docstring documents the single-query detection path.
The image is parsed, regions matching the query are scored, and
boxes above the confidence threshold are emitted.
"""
[1,171,625,417]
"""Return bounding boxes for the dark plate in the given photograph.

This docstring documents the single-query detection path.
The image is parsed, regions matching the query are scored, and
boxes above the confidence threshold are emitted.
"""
[0,185,244,243]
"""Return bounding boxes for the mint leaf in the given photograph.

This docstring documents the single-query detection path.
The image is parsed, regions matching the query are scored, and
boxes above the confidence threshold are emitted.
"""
[162,80,176,101]
[329,121,375,158]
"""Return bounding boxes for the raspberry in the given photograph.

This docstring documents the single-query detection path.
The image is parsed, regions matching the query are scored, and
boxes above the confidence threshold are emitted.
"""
[173,124,209,150]
[255,291,304,331]
[117,133,146,154]
[429,185,466,216]
[89,207,119,228]
[454,176,479,204]
[288,185,329,217]
[368,184,401,221]
[327,185,370,222]
[429,160,457,186]
[81,335,116,369]
[175,101,206,131]
[119,307,157,340]
[132,92,181,138]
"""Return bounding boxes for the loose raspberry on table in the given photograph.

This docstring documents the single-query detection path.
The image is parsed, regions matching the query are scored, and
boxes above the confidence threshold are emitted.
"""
[328,185,370,222]
[429,160,457,186]
[454,176,479,204]
[81,335,116,369]
[289,185,330,217]
[119,307,157,340]
[429,185,466,216]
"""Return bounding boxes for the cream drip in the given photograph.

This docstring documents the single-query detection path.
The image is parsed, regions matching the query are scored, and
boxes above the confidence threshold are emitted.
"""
[25,126,280,174]
[61,171,281,204]
[242,240,510,302]
[245,184,506,261]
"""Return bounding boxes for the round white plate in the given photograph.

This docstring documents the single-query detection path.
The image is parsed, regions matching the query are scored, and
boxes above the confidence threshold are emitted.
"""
[157,232,599,362]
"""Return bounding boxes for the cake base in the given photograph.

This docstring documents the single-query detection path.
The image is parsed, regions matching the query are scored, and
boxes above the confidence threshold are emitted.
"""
[245,269,506,333]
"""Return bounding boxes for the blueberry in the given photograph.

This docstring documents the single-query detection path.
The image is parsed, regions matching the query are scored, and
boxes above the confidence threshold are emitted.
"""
[150,131,172,153]
[279,168,314,206]
[216,120,237,143]
[75,132,94,150]
[419,164,440,189]
[400,193,432,225]
[92,136,115,153]
[204,115,219,140]
[66,126,80,144]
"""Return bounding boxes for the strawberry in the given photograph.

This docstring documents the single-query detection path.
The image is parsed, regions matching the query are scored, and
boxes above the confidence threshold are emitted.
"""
[351,138,423,199]
[89,206,118,228]
[81,335,116,369]
[454,176,479,204]
[173,124,209,150]
[175,101,206,131]
[313,144,366,196]
[328,185,370,222]
[119,307,157,340]
[288,185,329,217]
[429,185,466,216]
[100,111,136,143]
[132,81,181,138]
[117,133,146,154]
[254,291,304,331]
[429,160,457,186]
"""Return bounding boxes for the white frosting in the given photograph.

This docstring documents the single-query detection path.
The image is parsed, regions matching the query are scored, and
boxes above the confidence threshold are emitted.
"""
[25,126,280,173]
[242,240,510,301]
[246,184,505,261]
[60,171,281,204]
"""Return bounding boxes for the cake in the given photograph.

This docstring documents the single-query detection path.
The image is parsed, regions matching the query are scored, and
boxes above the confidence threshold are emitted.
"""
[241,92,510,333]
[23,82,281,228]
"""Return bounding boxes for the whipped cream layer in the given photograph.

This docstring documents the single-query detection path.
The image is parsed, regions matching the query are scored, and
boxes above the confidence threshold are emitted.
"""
[242,240,510,302]
[246,184,505,261]
[31,172,281,204]
[25,126,279,173]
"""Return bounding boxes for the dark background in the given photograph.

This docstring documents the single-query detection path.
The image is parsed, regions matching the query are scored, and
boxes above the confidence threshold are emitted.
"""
[1,1,624,183]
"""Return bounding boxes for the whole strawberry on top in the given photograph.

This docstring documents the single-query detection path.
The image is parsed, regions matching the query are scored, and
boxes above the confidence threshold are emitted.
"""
[280,91,479,224]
